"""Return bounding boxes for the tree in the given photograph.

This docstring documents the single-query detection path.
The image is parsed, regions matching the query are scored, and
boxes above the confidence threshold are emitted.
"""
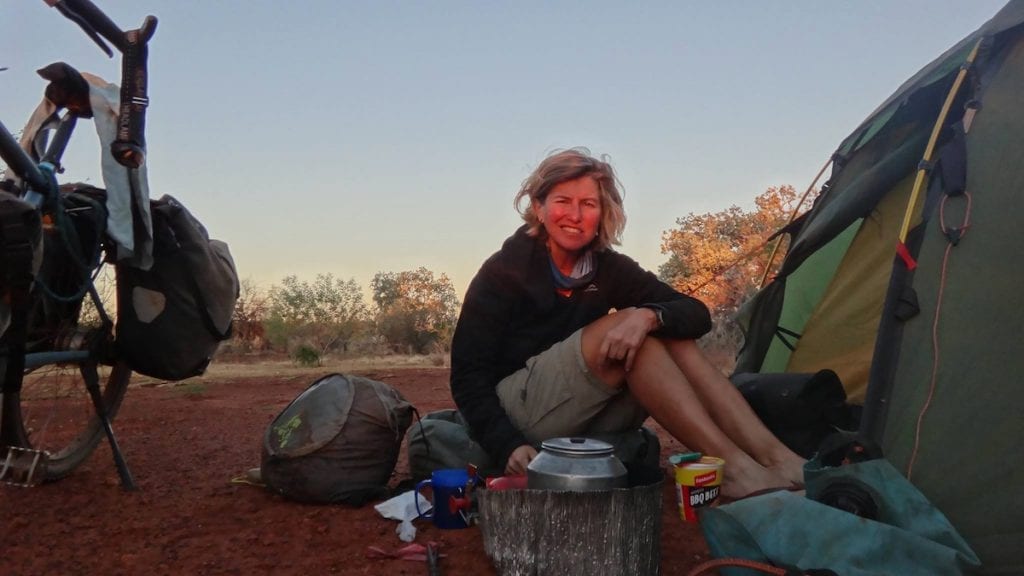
[232,278,270,350]
[371,267,460,354]
[266,273,369,359]
[658,185,805,317]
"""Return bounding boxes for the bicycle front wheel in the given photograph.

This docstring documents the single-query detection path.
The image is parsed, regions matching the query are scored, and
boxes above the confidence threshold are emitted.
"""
[1,356,132,482]
[1,265,132,483]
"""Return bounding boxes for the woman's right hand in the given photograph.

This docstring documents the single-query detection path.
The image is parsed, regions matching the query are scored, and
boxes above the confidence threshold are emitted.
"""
[505,444,538,475]
[598,306,659,371]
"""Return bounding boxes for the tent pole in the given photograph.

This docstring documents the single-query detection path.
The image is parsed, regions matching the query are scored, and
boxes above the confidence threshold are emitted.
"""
[895,38,984,264]
[757,156,833,289]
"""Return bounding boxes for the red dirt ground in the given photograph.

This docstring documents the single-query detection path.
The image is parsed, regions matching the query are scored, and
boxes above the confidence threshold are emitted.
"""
[1,366,712,575]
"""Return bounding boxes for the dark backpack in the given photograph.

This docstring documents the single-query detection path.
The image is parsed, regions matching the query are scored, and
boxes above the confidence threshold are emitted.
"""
[115,195,238,380]
[261,373,414,505]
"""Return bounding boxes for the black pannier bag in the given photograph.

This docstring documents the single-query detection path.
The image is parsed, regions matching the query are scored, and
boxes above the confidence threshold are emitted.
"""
[115,194,238,381]
[0,191,43,338]
[30,186,110,341]
[261,373,415,505]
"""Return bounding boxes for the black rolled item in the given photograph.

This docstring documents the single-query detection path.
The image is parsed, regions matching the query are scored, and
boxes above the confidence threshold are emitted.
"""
[816,480,879,521]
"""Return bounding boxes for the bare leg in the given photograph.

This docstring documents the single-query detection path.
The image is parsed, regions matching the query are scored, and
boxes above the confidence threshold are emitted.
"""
[581,314,802,498]
[665,339,806,486]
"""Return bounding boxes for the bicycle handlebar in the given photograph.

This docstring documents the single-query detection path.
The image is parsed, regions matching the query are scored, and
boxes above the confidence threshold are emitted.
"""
[50,0,158,168]
[0,0,156,202]
[111,18,156,168]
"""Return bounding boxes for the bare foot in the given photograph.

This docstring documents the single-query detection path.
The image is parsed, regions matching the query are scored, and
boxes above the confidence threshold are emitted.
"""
[720,459,792,500]
[767,454,807,488]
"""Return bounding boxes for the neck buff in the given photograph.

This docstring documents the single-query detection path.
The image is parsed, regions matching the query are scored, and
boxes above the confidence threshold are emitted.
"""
[548,250,596,290]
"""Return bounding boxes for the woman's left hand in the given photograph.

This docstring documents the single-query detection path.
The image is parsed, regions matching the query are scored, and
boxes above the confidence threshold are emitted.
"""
[598,307,659,371]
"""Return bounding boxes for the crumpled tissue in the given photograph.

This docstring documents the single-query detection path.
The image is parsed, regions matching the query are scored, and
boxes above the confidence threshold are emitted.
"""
[374,489,431,542]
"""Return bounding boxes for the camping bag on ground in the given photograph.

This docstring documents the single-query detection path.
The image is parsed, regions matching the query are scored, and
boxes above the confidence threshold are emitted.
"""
[115,194,238,381]
[698,457,980,576]
[407,408,661,481]
[262,373,415,505]
[406,409,499,480]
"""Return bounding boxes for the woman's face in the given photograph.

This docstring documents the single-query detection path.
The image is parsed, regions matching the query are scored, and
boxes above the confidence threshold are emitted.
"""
[533,176,602,262]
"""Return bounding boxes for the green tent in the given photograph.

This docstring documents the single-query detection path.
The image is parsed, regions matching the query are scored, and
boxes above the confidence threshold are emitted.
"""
[735,1,1024,572]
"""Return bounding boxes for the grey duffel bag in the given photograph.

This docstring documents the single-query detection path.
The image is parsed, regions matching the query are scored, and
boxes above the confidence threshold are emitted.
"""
[262,373,414,505]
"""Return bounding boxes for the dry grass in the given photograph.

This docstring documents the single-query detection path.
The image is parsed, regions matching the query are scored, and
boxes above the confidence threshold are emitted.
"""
[134,340,737,389]
[132,353,450,387]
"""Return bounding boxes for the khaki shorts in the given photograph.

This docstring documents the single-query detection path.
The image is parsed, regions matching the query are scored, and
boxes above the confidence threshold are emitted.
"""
[496,329,648,444]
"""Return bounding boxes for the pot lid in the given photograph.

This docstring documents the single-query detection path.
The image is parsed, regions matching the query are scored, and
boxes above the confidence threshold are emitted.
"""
[540,437,615,456]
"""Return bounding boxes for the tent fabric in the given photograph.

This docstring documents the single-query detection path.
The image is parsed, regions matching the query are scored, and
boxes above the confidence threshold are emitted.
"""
[782,98,935,278]
[786,174,918,403]
[759,222,858,374]
[880,32,1024,569]
[733,279,786,374]
[734,3,1024,572]
[836,2,1024,158]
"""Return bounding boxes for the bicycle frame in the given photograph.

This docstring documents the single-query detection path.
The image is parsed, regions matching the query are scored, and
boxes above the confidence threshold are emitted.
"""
[0,122,51,202]
[1,0,157,489]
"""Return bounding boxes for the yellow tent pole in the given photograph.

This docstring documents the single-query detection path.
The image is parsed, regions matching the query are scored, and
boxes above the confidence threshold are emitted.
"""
[757,156,833,288]
[896,38,984,247]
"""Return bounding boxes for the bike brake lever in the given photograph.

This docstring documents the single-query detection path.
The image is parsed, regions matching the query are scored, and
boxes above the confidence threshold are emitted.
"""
[53,1,114,57]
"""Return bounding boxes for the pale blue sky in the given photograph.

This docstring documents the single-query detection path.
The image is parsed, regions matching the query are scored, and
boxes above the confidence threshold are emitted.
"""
[2,1,1008,298]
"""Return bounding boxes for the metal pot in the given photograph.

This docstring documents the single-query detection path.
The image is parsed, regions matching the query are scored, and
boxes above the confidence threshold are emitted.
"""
[527,437,628,491]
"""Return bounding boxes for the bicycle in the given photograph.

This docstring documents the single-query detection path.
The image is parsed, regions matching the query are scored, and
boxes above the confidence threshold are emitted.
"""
[0,0,156,489]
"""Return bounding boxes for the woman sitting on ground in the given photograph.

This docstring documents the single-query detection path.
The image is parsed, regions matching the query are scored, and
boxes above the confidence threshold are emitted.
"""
[449,148,804,499]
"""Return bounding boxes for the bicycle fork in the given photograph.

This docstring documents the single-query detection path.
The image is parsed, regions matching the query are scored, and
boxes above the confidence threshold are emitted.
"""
[0,358,137,490]
[81,359,137,491]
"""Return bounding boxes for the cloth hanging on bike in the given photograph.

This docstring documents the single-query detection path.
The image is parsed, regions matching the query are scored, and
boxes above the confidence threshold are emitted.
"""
[5,68,152,269]
[115,195,238,381]
[83,71,152,268]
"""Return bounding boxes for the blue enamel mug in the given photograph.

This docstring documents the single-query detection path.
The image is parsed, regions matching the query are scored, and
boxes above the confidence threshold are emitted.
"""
[414,468,471,529]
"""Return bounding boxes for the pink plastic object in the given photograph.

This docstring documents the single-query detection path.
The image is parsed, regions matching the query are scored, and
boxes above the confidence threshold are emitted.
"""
[485,475,528,491]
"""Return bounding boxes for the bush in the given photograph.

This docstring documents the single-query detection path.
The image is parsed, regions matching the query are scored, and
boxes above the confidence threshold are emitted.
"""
[292,344,321,367]
[698,312,744,374]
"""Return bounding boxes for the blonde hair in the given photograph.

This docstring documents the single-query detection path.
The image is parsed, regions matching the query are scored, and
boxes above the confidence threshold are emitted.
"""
[513,148,626,251]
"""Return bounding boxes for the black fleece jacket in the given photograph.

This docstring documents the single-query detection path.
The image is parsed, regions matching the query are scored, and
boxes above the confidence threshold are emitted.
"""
[450,226,711,466]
